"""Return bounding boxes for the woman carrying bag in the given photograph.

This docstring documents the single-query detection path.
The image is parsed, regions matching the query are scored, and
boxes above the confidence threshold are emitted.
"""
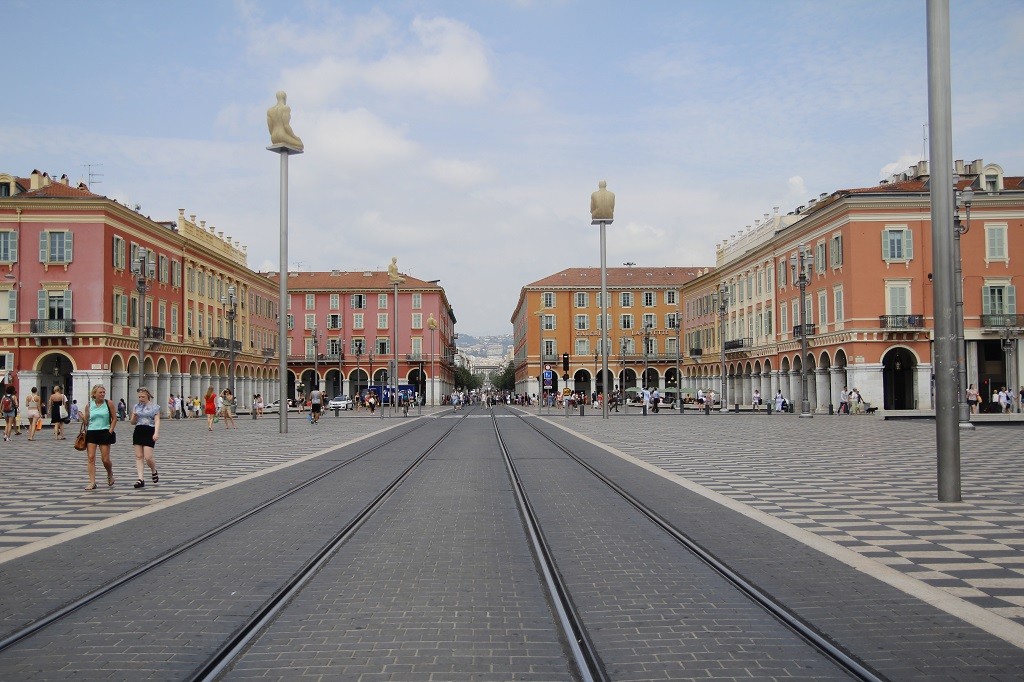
[82,384,118,491]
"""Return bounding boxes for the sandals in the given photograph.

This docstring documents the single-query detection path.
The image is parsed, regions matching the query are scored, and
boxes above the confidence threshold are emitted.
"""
[134,479,145,489]
[84,483,97,491]
[152,471,159,483]
[107,473,115,488]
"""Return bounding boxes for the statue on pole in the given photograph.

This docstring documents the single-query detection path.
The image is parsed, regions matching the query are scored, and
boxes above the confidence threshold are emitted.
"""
[387,256,406,284]
[590,180,615,221]
[267,91,304,150]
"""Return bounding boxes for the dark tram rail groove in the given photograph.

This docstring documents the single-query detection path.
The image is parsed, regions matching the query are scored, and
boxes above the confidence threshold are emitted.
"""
[502,410,888,682]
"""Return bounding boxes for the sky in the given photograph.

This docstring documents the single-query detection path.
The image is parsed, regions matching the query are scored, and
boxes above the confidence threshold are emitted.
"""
[4,0,1023,335]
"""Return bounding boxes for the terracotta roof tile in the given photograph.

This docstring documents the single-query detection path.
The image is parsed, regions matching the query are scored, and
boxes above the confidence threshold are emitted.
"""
[525,266,710,288]
[16,182,104,199]
[262,270,443,290]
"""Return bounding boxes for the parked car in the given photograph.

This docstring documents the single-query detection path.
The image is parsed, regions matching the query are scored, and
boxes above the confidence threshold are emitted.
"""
[328,395,353,410]
[264,399,297,414]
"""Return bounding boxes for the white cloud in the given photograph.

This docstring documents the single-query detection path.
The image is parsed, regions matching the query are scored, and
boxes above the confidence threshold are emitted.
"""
[787,176,807,196]
[880,154,923,181]
[426,158,495,189]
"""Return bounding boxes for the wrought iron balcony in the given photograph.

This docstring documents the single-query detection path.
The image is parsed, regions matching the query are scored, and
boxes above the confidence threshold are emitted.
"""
[689,347,703,357]
[982,313,1024,328]
[262,347,277,359]
[724,337,752,351]
[210,336,242,351]
[793,323,816,338]
[143,326,166,341]
[879,314,925,329]
[30,319,75,334]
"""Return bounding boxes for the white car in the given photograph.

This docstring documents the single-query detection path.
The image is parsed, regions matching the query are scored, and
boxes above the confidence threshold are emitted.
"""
[264,399,297,414]
[327,395,353,410]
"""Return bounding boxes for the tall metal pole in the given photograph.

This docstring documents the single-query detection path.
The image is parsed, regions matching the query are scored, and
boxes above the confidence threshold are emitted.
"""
[536,310,543,414]
[222,286,237,399]
[599,220,610,419]
[393,281,399,416]
[269,146,301,434]
[675,310,682,416]
[927,0,962,501]
[718,288,728,412]
[313,327,319,398]
[428,314,437,407]
[798,270,811,417]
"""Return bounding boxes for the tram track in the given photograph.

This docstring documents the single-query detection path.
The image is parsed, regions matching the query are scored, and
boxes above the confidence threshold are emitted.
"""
[0,409,464,677]
[496,409,888,682]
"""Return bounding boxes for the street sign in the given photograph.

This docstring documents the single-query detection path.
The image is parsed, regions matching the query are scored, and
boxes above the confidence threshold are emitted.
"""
[562,388,571,396]
[543,370,553,380]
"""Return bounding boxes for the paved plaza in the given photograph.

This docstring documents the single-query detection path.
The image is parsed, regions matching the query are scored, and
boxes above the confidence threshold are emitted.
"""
[1,406,1023,657]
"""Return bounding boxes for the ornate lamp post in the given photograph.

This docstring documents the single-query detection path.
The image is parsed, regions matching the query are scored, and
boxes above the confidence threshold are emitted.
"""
[593,349,598,405]
[673,308,682,416]
[220,285,237,398]
[428,314,438,407]
[134,248,152,392]
[954,181,974,427]
[790,245,814,417]
[711,285,730,413]
[337,331,345,398]
[535,309,545,414]
[354,340,363,402]
[311,326,320,396]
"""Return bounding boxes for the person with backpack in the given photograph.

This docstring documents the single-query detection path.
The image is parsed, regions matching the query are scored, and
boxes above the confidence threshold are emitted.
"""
[2,386,16,442]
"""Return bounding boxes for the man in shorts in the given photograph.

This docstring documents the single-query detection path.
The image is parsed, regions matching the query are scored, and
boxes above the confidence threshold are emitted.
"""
[310,386,322,424]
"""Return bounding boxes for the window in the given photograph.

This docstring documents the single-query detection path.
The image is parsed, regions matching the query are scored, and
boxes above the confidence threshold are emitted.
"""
[37,289,72,320]
[351,338,366,355]
[620,314,633,330]
[542,314,555,331]
[286,314,294,330]
[0,182,10,197]
[171,260,181,287]
[778,259,788,287]
[411,337,422,355]
[543,292,554,307]
[575,314,589,330]
[377,313,389,329]
[158,255,168,283]
[815,243,826,274]
[353,313,364,329]
[575,338,589,355]
[620,292,633,308]
[112,236,125,269]
[575,292,588,308]
[765,309,772,335]
[327,313,342,330]
[0,289,17,322]
[665,313,679,329]
[596,313,610,330]
[305,294,315,310]
[330,294,340,310]
[412,313,423,329]
[0,232,16,264]
[882,226,913,261]
[187,267,195,293]
[756,271,763,296]
[378,294,388,309]
[305,337,317,358]
[666,337,678,354]
[595,292,606,308]
[38,231,73,264]
[665,290,677,305]
[779,306,787,336]
[643,291,655,307]
[833,287,844,324]
[982,284,1016,316]
[329,338,343,356]
[351,294,366,309]
[412,293,422,309]
[543,339,556,357]
[171,306,178,334]
[621,338,635,354]
[817,290,827,327]
[304,313,316,330]
[642,313,656,329]
[985,224,1008,261]
[885,281,910,316]
[198,311,205,336]
[159,302,166,328]
[187,310,193,336]
[830,234,843,267]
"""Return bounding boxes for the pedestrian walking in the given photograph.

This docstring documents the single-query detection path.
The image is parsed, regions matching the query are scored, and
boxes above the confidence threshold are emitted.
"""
[838,387,850,415]
[116,398,127,421]
[24,387,42,440]
[69,399,81,422]
[752,388,762,412]
[310,385,322,424]
[2,386,16,442]
[204,386,217,430]
[966,384,979,414]
[82,384,117,490]
[130,387,160,489]
[220,389,237,429]
[49,385,68,439]
[774,390,785,413]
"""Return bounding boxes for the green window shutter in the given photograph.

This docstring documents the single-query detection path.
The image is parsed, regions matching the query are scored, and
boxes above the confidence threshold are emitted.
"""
[881,230,890,260]
[1009,286,1017,315]
[905,229,913,260]
[63,290,72,318]
[65,232,73,263]
[122,295,128,325]
[982,286,992,316]
[113,237,118,268]
[39,232,48,262]
[37,289,47,319]
[7,289,15,322]
[9,231,16,263]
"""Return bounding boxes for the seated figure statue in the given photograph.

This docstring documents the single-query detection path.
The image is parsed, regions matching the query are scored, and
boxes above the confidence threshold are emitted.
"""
[590,180,615,221]
[267,91,304,150]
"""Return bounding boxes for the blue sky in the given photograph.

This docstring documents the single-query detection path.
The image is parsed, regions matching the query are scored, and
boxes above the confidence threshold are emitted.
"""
[5,0,1022,335]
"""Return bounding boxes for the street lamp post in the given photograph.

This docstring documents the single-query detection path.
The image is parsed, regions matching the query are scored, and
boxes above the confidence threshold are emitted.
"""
[642,322,652,415]
[791,245,814,418]
[338,333,345,399]
[593,350,598,406]
[354,340,363,403]
[954,182,974,428]
[221,286,237,399]
[674,309,682,416]
[312,326,320,397]
[535,309,545,414]
[711,285,730,413]
[392,279,400,417]
[428,314,438,407]
[134,248,152,392]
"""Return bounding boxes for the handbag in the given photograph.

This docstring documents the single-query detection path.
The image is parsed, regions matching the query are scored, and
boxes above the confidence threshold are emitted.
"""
[73,425,87,451]
[59,404,69,420]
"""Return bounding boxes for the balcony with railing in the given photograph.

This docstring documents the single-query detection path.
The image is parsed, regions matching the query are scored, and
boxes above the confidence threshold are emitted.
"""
[793,323,816,338]
[143,326,166,341]
[689,347,703,357]
[982,313,1024,329]
[30,319,75,334]
[724,337,753,352]
[879,314,925,329]
[210,336,243,351]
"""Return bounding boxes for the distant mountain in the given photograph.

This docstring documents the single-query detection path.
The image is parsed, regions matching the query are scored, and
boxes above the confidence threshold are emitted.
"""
[457,333,513,359]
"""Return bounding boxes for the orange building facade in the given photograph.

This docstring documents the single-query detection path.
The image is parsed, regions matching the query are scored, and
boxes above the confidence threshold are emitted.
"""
[682,159,1023,412]
[510,267,706,399]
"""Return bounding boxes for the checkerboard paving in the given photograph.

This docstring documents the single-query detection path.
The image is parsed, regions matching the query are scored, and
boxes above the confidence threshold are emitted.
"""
[0,413,408,555]
[555,414,1024,626]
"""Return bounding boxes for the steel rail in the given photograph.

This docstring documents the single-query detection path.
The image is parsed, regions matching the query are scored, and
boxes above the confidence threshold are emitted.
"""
[514,411,887,682]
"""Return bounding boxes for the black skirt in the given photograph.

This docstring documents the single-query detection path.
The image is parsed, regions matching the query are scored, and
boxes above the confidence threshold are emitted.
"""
[133,424,156,448]
[85,429,116,446]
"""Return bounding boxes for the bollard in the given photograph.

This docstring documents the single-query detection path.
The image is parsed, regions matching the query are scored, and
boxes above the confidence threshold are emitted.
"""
[828,403,834,415]
[642,404,648,416]
[789,402,795,413]
[734,403,740,413]
[580,404,585,417]
[766,402,772,415]
[334,407,340,417]
[704,402,710,415]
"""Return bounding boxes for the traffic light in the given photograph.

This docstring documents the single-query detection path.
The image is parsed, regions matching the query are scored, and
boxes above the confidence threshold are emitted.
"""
[562,353,570,372]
